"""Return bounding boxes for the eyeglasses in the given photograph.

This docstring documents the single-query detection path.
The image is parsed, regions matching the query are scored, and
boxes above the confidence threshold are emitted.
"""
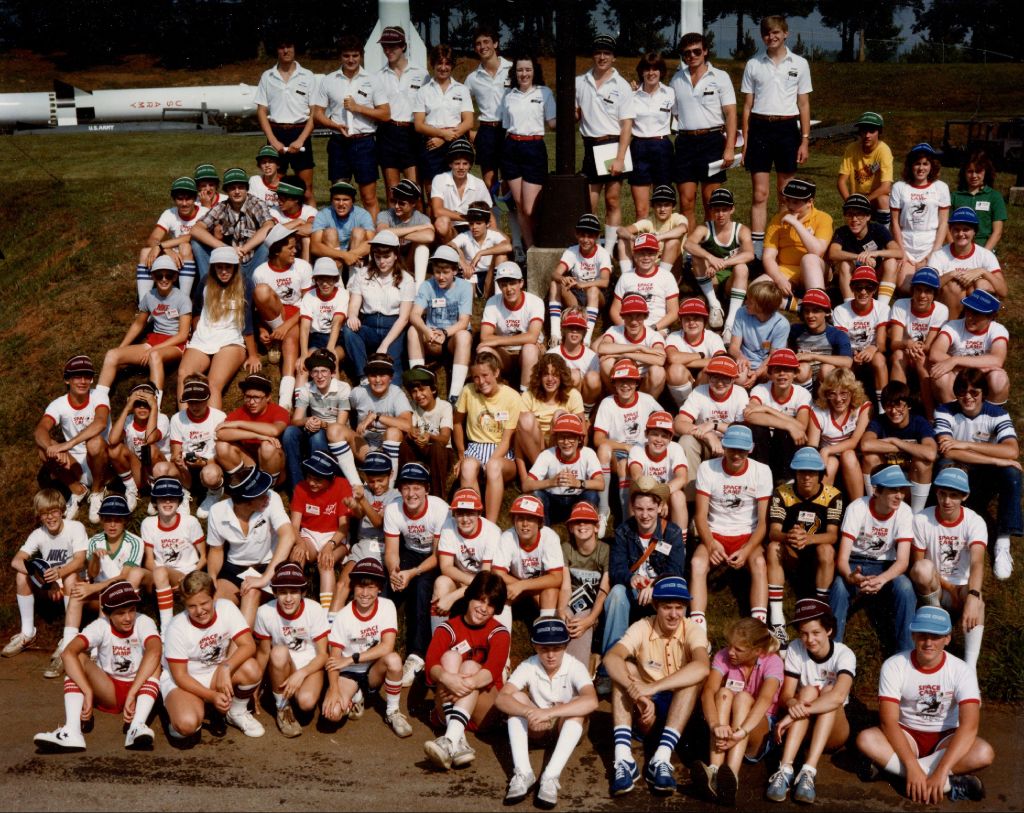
[40,508,62,518]
[824,390,850,399]
[243,393,266,401]
[681,48,703,57]
[956,388,983,398]
[882,400,908,409]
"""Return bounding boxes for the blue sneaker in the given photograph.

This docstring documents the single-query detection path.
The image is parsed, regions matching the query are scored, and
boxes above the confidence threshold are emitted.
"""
[609,759,640,796]
[645,759,677,795]
[947,774,985,802]
[792,769,816,804]
[766,767,792,802]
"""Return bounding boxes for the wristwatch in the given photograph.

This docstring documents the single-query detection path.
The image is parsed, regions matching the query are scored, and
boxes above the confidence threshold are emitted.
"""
[352,651,361,664]
[968,589,982,599]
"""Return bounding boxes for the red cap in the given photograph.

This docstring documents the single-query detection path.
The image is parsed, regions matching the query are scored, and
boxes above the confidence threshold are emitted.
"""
[646,410,674,432]
[552,413,586,436]
[633,233,660,253]
[679,297,709,317]
[767,348,800,369]
[851,265,879,285]
[705,356,739,378]
[800,288,832,311]
[567,502,600,524]
[451,487,484,512]
[510,494,545,519]
[611,359,643,380]
[561,309,587,330]
[620,293,650,315]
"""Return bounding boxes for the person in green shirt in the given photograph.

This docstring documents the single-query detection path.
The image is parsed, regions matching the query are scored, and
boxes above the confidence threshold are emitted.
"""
[950,150,1007,253]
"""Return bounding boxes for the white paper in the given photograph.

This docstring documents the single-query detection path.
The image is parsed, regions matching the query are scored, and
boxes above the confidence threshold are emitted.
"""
[594,142,633,176]
[238,567,275,594]
[707,154,744,174]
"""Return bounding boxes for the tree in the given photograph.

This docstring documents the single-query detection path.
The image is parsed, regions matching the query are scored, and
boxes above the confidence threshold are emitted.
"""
[910,0,1024,61]
[816,0,908,62]
[601,0,675,54]
[704,0,815,58]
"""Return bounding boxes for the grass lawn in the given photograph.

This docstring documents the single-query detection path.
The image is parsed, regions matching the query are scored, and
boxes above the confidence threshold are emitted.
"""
[1,54,1021,701]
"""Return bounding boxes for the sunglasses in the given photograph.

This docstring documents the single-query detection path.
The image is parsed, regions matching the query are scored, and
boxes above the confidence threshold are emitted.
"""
[681,48,704,57]
[956,388,983,398]
[152,272,176,281]
[851,284,875,293]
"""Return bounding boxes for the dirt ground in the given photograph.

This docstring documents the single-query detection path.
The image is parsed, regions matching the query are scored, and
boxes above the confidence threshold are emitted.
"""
[0,650,1019,812]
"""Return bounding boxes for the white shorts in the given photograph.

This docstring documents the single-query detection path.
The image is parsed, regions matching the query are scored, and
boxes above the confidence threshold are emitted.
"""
[288,646,317,671]
[344,537,385,566]
[160,666,215,700]
[901,230,938,264]
[300,528,335,554]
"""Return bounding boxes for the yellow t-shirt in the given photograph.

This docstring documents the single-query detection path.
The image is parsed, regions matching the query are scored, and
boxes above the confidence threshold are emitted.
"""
[456,383,524,445]
[617,615,708,683]
[522,389,585,445]
[838,141,894,196]
[634,213,688,260]
[765,207,834,270]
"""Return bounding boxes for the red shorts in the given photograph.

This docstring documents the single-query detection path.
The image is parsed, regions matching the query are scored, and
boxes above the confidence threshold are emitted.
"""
[283,304,299,321]
[95,677,134,714]
[145,332,185,351]
[713,532,752,556]
[900,724,956,757]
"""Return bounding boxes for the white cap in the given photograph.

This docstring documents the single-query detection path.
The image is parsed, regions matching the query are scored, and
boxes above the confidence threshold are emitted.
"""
[210,246,240,265]
[369,230,400,248]
[494,261,523,281]
[430,245,460,264]
[151,255,179,273]
[263,223,295,248]
[312,257,340,278]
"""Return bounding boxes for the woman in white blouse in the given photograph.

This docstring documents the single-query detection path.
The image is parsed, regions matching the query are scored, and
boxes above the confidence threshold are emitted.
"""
[413,44,474,198]
[342,231,415,379]
[629,52,676,220]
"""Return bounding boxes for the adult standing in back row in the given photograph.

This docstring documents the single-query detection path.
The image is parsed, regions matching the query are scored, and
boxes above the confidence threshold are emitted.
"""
[465,27,512,195]
[741,15,812,260]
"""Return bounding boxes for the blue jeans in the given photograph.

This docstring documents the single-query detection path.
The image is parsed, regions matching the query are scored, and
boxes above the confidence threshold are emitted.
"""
[342,312,405,378]
[282,425,330,491]
[966,464,1023,536]
[536,490,599,527]
[601,583,652,655]
[829,561,915,653]
[191,240,269,286]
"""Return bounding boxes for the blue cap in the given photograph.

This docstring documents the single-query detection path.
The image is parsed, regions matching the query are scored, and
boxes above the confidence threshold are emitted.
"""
[530,618,571,646]
[651,575,691,602]
[229,468,274,501]
[960,289,1001,316]
[933,467,970,495]
[359,451,392,474]
[909,142,937,157]
[909,606,952,636]
[721,424,754,452]
[910,266,941,290]
[301,450,338,479]
[27,558,52,590]
[791,447,826,472]
[396,462,430,485]
[98,494,132,518]
[150,477,185,501]
[948,206,980,228]
[871,464,912,489]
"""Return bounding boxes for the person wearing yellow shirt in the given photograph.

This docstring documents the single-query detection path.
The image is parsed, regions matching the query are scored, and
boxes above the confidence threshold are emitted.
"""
[837,112,893,227]
[763,179,832,306]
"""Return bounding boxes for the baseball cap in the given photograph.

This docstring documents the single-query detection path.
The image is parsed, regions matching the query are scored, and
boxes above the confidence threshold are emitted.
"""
[365,353,395,375]
[402,365,437,387]
[948,206,980,228]
[531,618,570,646]
[567,501,599,525]
[708,188,735,207]
[871,464,912,489]
[651,184,676,203]
[552,413,586,437]
[466,204,491,222]
[369,230,400,249]
[721,424,754,452]
[276,179,305,198]
[494,261,524,281]
[270,562,307,590]
[679,297,709,318]
[856,111,884,129]
[611,359,642,381]
[620,293,650,315]
[351,557,387,583]
[592,34,617,53]
[911,267,940,289]
[790,447,826,472]
[933,467,970,495]
[193,163,219,181]
[256,145,281,162]
[129,382,156,400]
[171,176,198,194]
[633,233,660,253]
[646,410,674,433]
[447,138,475,161]
[209,246,240,265]
[705,355,739,378]
[960,289,1001,316]
[63,354,95,380]
[561,310,587,330]
[429,245,460,264]
[451,487,484,512]
[26,558,52,591]
[150,477,186,501]
[359,451,392,474]
[909,142,937,157]
[790,598,832,626]
[230,467,274,501]
[222,167,248,186]
[782,178,816,200]
[629,475,669,502]
[767,348,800,369]
[330,180,357,197]
[800,288,832,312]
[909,606,952,636]
[239,373,273,394]
[850,266,879,286]
[264,223,295,248]
[378,25,407,46]
[842,194,872,214]
[181,379,211,402]
[301,450,338,479]
[652,575,691,602]
[304,348,337,373]
[99,581,141,612]
[396,462,430,485]
[151,255,179,274]
[98,495,132,518]
[509,494,545,519]
[575,213,601,233]
[391,178,422,200]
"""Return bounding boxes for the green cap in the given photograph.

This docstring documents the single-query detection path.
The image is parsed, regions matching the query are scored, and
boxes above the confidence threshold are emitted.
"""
[856,111,884,129]
[223,167,248,186]
[256,145,281,162]
[171,176,198,194]
[194,163,219,181]
[330,180,357,198]
[277,180,305,198]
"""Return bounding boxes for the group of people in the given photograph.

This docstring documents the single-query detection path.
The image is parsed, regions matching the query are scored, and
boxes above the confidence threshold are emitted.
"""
[6,14,1015,809]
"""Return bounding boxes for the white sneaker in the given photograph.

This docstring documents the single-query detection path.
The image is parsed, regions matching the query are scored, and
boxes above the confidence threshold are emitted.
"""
[721,326,732,345]
[180,489,192,515]
[43,648,64,679]
[424,735,455,770]
[401,653,424,687]
[505,768,537,804]
[64,491,84,521]
[994,547,1013,580]
[87,492,104,524]
[450,735,477,767]
[597,511,610,538]
[2,631,35,658]
[123,483,139,512]
[536,776,560,808]
[34,726,86,753]
[709,306,725,329]
[225,708,265,738]
[386,709,413,738]
[348,690,365,720]
[197,488,223,521]
[124,722,154,750]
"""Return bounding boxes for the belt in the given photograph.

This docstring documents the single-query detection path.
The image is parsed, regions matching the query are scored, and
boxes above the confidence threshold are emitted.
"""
[388,120,412,127]
[508,134,543,141]
[331,132,374,140]
[750,113,798,122]
[633,135,670,141]
[270,121,307,128]
[584,135,618,144]
[479,121,502,127]
[677,126,724,136]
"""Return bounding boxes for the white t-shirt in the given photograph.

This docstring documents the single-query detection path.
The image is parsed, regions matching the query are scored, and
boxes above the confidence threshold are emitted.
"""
[431,173,494,225]
[78,614,160,681]
[889,180,951,260]
[528,447,602,497]
[631,83,676,138]
[627,443,687,483]
[156,205,208,238]
[878,650,979,732]
[547,344,600,377]
[43,391,111,461]
[750,383,812,419]
[351,488,401,556]
[784,639,856,703]
[481,292,546,349]
[558,244,612,284]
[252,259,314,307]
[575,68,635,138]
[412,77,474,128]
[928,243,1001,280]
[889,299,948,344]
[206,491,291,566]
[270,203,318,226]
[328,597,398,674]
[613,268,679,326]
[593,392,662,446]
[315,66,387,134]
[938,319,1009,358]
[679,384,749,424]
[299,287,348,334]
[438,517,502,574]
[164,599,249,680]
[696,457,773,536]
[254,598,330,669]
[169,406,227,461]
[123,413,171,459]
[489,527,565,580]
[740,49,812,117]
[248,176,279,207]
[912,506,987,586]
[665,329,727,359]
[832,300,890,353]
[452,228,506,271]
[383,496,450,555]
[142,513,205,572]
[598,325,665,376]
[841,496,914,562]
[810,402,871,447]
[507,652,593,709]
[20,520,88,567]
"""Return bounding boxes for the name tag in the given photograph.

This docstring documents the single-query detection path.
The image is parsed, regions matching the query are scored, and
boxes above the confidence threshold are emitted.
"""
[862,240,878,251]
[432,297,447,308]
[725,678,746,692]
[494,411,510,422]
[797,510,816,525]
[165,308,179,319]
[452,640,471,655]
[307,505,321,516]
[656,541,673,556]
[976,201,991,211]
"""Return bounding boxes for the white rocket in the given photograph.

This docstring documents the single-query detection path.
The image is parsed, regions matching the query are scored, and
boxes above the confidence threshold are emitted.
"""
[362,0,428,72]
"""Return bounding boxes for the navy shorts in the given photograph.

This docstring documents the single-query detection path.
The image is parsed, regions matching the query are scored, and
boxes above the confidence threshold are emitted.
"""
[419,141,451,186]
[501,137,548,185]
[338,667,373,695]
[629,137,673,186]
[327,134,379,186]
[218,560,268,589]
[673,130,727,184]
[474,124,505,171]
[377,122,418,171]
[308,331,330,350]
[744,117,801,175]
[581,136,625,185]
[270,123,315,172]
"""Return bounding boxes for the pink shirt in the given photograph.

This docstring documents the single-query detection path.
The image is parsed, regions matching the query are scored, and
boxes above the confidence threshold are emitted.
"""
[711,649,785,716]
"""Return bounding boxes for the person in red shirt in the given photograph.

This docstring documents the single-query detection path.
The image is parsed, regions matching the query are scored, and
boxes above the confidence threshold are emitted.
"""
[215,374,290,483]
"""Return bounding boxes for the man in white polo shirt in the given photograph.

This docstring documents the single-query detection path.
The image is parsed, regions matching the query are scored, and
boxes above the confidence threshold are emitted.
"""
[465,27,511,193]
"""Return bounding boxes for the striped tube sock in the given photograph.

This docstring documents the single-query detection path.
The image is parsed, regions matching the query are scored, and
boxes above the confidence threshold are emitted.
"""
[697,276,722,310]
[689,611,706,630]
[328,441,362,488]
[384,678,403,714]
[751,232,765,260]
[599,467,612,514]
[179,261,197,297]
[878,281,895,303]
[319,592,332,610]
[769,585,785,625]
[156,588,175,632]
[133,679,160,724]
[815,587,829,601]
[726,288,747,331]
[63,679,85,735]
[444,706,470,742]
[751,606,768,623]
[136,265,153,304]
[874,210,892,227]
[653,726,681,764]
[613,725,633,762]
[383,441,401,487]
[549,302,562,342]
[781,295,801,313]
[585,307,599,345]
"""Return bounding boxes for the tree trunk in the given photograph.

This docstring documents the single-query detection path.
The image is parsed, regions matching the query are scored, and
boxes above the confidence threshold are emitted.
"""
[438,3,449,44]
[736,11,744,53]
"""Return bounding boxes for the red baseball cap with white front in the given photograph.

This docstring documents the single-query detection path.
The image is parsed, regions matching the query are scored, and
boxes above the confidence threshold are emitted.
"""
[767,348,800,369]
[679,298,709,318]
[705,355,739,378]
[510,494,545,519]
[800,288,832,311]
[561,309,587,330]
[567,501,600,524]
[646,410,674,432]
[552,413,586,436]
[850,265,879,285]
[633,233,660,253]
[611,359,643,380]
[451,487,483,512]
[620,293,649,315]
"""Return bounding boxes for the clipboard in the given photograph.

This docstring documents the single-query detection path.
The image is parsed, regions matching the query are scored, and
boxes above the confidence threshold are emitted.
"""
[594,142,633,176]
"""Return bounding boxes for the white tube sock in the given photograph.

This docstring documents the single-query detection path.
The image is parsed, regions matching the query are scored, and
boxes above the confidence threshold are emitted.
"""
[542,719,584,781]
